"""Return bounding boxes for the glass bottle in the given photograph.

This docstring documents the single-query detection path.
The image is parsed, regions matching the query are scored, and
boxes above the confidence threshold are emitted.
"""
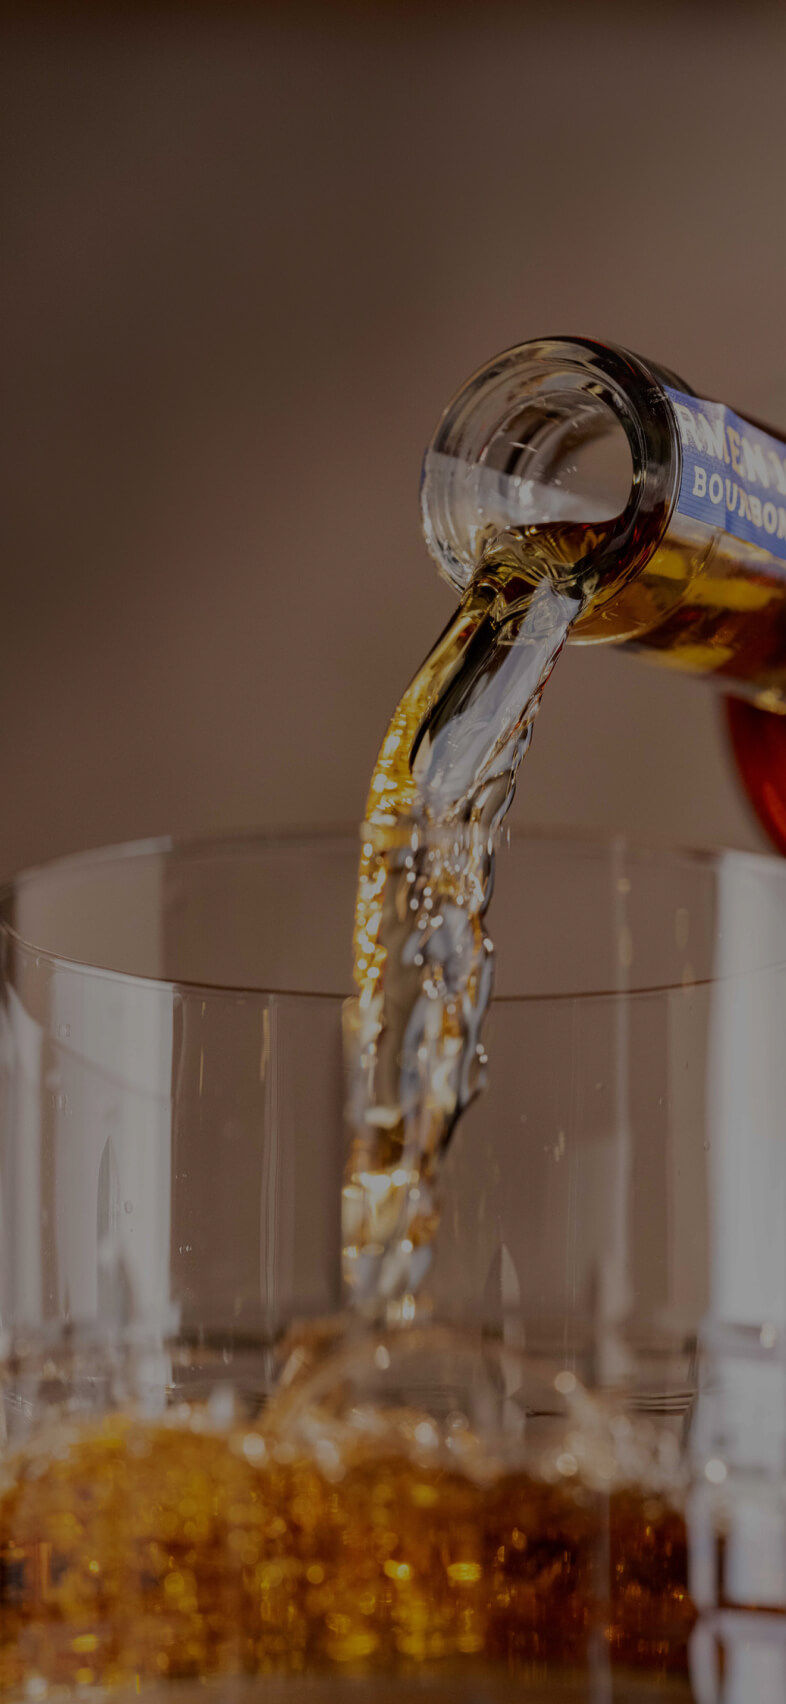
[420,336,786,847]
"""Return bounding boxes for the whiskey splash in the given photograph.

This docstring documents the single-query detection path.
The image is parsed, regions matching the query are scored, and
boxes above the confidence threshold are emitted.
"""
[0,1397,695,1693]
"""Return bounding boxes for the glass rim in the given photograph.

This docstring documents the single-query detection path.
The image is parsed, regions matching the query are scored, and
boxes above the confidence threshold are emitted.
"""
[1,821,785,1002]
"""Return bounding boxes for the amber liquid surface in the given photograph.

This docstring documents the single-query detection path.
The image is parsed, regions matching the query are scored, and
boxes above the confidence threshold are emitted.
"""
[0,1407,696,1695]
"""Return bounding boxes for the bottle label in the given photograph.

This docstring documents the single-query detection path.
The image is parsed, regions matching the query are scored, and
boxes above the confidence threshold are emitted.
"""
[664,386,786,565]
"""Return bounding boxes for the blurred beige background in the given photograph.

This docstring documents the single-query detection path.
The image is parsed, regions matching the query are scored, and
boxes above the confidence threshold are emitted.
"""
[2,0,784,879]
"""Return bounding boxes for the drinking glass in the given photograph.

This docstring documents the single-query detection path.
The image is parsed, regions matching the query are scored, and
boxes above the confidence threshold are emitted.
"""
[1,829,785,1703]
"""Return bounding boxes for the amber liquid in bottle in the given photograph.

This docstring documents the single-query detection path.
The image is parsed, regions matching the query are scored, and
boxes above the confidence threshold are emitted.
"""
[574,490,786,853]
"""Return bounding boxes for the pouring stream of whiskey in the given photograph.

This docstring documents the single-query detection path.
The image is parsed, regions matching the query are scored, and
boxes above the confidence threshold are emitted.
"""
[342,523,611,1306]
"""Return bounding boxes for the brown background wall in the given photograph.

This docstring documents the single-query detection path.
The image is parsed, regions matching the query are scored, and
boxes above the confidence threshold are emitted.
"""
[2,1,784,878]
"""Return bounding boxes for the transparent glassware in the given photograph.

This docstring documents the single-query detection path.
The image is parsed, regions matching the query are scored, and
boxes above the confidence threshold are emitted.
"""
[0,833,353,1419]
[1,830,785,1701]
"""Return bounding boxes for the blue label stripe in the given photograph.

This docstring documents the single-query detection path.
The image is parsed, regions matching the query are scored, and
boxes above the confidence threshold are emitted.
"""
[664,386,786,567]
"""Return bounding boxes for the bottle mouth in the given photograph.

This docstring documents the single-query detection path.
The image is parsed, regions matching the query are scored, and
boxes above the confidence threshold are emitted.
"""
[420,336,681,606]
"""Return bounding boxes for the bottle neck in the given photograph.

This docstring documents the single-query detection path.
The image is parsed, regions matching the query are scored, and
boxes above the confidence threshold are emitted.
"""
[420,337,683,626]
[422,337,786,668]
